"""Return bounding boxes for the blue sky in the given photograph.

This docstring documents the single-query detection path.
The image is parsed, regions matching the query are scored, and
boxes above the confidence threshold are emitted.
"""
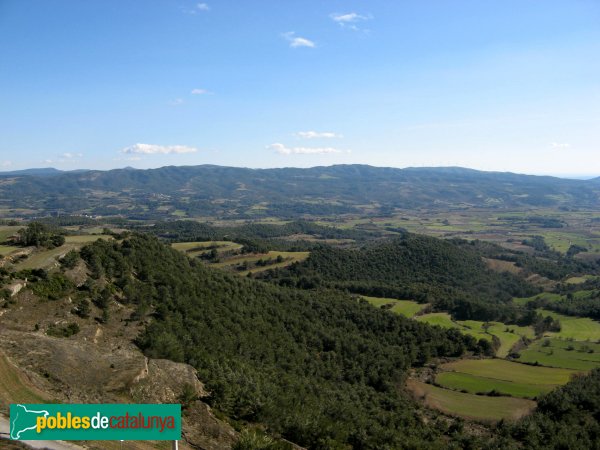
[0,0,599,176]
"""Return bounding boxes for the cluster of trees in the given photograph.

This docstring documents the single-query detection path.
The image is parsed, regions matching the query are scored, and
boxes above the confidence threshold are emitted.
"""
[536,290,600,320]
[147,220,374,243]
[15,222,65,248]
[463,238,599,281]
[79,234,486,448]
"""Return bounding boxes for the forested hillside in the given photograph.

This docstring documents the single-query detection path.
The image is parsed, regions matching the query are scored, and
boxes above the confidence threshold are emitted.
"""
[79,234,481,448]
[260,234,540,322]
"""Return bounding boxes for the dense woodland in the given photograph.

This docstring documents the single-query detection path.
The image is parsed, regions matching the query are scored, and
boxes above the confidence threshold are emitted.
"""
[259,235,541,323]
[77,234,488,448]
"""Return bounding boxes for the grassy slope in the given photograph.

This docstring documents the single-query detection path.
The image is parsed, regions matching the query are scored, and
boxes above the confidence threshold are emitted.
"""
[0,351,50,413]
[518,338,600,370]
[407,379,535,422]
[441,359,577,385]
[540,309,600,341]
[435,371,552,399]
[363,297,426,318]
[416,314,533,357]
[15,235,112,270]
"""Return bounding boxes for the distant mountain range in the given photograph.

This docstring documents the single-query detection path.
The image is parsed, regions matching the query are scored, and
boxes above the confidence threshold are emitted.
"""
[1,164,599,219]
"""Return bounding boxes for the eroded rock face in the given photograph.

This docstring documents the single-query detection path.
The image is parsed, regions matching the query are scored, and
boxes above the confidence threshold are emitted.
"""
[130,358,206,404]
[6,281,26,297]
[0,329,148,403]
[0,330,237,449]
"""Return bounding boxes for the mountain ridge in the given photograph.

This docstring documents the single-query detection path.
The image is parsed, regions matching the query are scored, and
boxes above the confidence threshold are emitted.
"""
[1,164,598,219]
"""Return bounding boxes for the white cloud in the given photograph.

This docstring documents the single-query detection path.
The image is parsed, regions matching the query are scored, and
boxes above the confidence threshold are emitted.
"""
[330,12,372,31]
[197,3,209,11]
[268,143,343,155]
[1,160,12,167]
[170,98,184,106]
[550,142,570,149]
[62,152,82,159]
[191,88,210,95]
[295,131,342,139]
[121,143,198,155]
[283,32,315,48]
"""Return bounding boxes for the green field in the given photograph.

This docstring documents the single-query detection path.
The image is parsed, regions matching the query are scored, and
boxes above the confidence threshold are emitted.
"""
[539,309,600,341]
[213,251,310,275]
[363,297,427,318]
[441,359,577,386]
[416,312,462,329]
[518,338,600,370]
[416,314,532,356]
[0,245,20,256]
[565,274,599,284]
[435,371,552,399]
[65,234,112,243]
[171,240,243,257]
[513,292,562,306]
[407,380,536,422]
[485,323,526,357]
[0,225,22,242]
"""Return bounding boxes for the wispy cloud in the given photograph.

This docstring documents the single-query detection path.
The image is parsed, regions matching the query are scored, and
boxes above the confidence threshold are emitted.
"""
[282,32,315,48]
[1,161,12,168]
[330,12,372,31]
[121,143,198,155]
[268,143,344,155]
[183,3,209,14]
[550,142,571,149]
[295,131,342,139]
[169,98,184,106]
[191,88,211,95]
[62,152,82,159]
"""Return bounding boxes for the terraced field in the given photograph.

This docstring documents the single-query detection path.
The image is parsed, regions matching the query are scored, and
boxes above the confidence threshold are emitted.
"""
[441,359,577,386]
[435,359,577,400]
[363,297,427,318]
[171,240,243,257]
[407,379,536,422]
[518,338,600,370]
[208,251,309,275]
[435,371,550,399]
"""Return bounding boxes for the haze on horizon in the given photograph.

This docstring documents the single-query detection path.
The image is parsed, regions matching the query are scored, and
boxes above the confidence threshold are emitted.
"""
[1,0,599,176]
